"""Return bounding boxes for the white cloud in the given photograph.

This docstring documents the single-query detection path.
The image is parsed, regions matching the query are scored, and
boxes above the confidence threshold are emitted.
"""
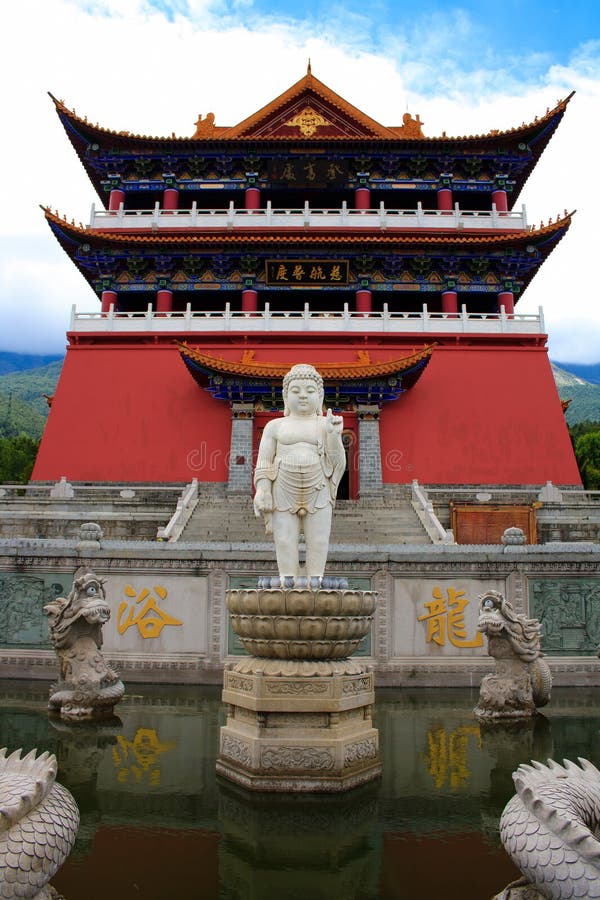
[1,0,599,361]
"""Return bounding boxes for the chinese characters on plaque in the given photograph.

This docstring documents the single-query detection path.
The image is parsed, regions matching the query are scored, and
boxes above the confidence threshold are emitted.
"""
[270,158,348,188]
[266,260,349,286]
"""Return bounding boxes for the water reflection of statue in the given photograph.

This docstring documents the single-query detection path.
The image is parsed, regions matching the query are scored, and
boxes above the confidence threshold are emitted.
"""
[253,364,345,582]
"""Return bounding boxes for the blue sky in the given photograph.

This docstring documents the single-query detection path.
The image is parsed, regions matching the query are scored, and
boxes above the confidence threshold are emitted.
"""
[1,0,599,361]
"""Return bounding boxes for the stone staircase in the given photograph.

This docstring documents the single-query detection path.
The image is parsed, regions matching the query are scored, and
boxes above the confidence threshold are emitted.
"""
[180,483,432,544]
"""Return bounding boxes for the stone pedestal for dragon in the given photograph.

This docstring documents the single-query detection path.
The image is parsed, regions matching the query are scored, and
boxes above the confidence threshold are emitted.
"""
[44,568,124,720]
[493,758,600,899]
[0,748,79,900]
[474,590,552,719]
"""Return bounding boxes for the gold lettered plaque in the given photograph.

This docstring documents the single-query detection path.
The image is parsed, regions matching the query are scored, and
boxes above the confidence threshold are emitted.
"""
[266,260,349,286]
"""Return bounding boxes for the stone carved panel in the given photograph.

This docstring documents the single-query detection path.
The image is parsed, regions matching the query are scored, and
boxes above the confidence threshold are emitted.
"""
[343,676,372,695]
[344,737,378,766]
[265,680,329,695]
[222,735,252,767]
[261,746,335,770]
[227,675,254,693]
[0,573,72,648]
[529,578,600,655]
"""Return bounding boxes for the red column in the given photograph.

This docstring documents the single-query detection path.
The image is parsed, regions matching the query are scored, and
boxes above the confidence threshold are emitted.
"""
[108,190,125,211]
[101,290,117,313]
[157,290,173,314]
[242,289,258,313]
[492,190,508,213]
[498,291,514,315]
[245,188,260,210]
[441,291,458,314]
[356,290,372,313]
[163,189,179,211]
[437,188,453,212]
[355,188,370,210]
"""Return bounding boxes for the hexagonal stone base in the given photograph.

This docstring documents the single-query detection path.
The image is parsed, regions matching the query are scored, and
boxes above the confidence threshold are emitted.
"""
[216,668,381,792]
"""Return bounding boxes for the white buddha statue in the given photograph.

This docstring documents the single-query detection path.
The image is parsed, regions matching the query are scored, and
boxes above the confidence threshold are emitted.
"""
[253,364,346,583]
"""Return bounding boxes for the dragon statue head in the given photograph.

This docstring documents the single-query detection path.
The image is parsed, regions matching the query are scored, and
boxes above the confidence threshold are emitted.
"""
[477,590,542,663]
[44,567,110,651]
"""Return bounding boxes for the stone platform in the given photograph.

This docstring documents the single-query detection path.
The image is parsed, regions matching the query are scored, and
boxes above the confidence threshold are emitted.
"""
[217,663,381,792]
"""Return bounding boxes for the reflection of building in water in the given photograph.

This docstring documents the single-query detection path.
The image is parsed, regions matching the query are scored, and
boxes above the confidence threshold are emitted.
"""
[218,780,379,900]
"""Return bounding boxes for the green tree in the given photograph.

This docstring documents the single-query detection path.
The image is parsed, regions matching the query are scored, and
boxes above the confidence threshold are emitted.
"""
[0,435,40,483]
[574,430,600,490]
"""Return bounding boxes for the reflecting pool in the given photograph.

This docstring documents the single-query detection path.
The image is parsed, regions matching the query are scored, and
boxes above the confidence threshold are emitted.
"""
[1,682,598,900]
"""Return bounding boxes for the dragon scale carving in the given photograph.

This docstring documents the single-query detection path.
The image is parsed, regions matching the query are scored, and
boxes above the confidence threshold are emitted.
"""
[0,748,79,899]
[495,758,600,899]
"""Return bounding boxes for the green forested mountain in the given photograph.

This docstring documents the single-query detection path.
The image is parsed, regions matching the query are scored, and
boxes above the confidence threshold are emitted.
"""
[551,363,600,425]
[0,360,62,439]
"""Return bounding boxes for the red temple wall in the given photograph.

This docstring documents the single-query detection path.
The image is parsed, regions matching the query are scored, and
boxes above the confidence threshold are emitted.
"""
[32,343,231,483]
[32,334,581,486]
[379,344,581,485]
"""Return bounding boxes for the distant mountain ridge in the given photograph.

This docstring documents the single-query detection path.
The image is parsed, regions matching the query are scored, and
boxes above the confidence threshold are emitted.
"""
[0,351,64,376]
[553,361,600,386]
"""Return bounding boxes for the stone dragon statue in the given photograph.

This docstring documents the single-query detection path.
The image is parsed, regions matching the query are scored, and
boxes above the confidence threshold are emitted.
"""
[474,590,552,719]
[44,568,124,720]
[493,758,600,899]
[0,748,79,900]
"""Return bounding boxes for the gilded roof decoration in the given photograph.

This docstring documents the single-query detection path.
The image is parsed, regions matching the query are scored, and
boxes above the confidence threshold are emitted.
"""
[284,106,333,137]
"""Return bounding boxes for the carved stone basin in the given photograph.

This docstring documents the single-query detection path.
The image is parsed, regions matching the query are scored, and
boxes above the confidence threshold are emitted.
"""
[226,588,376,660]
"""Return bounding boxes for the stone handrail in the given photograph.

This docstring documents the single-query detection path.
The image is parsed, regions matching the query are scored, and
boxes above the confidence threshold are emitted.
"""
[70,304,545,336]
[0,479,182,501]
[156,479,199,542]
[90,200,527,232]
[411,480,454,543]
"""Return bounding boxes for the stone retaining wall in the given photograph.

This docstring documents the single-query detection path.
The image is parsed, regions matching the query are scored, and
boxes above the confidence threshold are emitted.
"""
[1,537,599,687]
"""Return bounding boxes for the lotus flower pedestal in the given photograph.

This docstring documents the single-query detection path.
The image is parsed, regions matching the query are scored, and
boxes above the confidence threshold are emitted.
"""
[216,582,381,792]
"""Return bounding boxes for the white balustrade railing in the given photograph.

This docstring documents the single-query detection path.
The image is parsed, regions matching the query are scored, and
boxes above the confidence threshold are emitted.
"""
[70,303,545,335]
[156,479,199,542]
[411,480,454,543]
[90,200,527,232]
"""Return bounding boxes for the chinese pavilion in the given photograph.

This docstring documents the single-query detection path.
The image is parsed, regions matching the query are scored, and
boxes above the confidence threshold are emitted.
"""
[34,66,580,496]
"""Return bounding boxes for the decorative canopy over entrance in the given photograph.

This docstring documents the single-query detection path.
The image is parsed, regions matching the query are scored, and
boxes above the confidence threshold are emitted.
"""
[177,345,434,405]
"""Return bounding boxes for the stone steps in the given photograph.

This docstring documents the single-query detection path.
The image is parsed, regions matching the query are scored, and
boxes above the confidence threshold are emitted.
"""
[180,487,432,544]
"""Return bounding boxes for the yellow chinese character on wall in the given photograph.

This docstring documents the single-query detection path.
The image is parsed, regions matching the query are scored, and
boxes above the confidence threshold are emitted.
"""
[310,265,326,281]
[418,586,483,648]
[330,265,343,281]
[118,584,183,638]
[292,265,305,281]
[275,264,288,281]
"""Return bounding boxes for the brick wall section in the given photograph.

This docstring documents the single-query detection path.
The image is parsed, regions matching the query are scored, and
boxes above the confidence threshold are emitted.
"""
[358,405,383,495]
[227,403,254,493]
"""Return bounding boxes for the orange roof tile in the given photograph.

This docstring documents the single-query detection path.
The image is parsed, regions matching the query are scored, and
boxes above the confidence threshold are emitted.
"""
[49,82,574,144]
[177,344,434,379]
